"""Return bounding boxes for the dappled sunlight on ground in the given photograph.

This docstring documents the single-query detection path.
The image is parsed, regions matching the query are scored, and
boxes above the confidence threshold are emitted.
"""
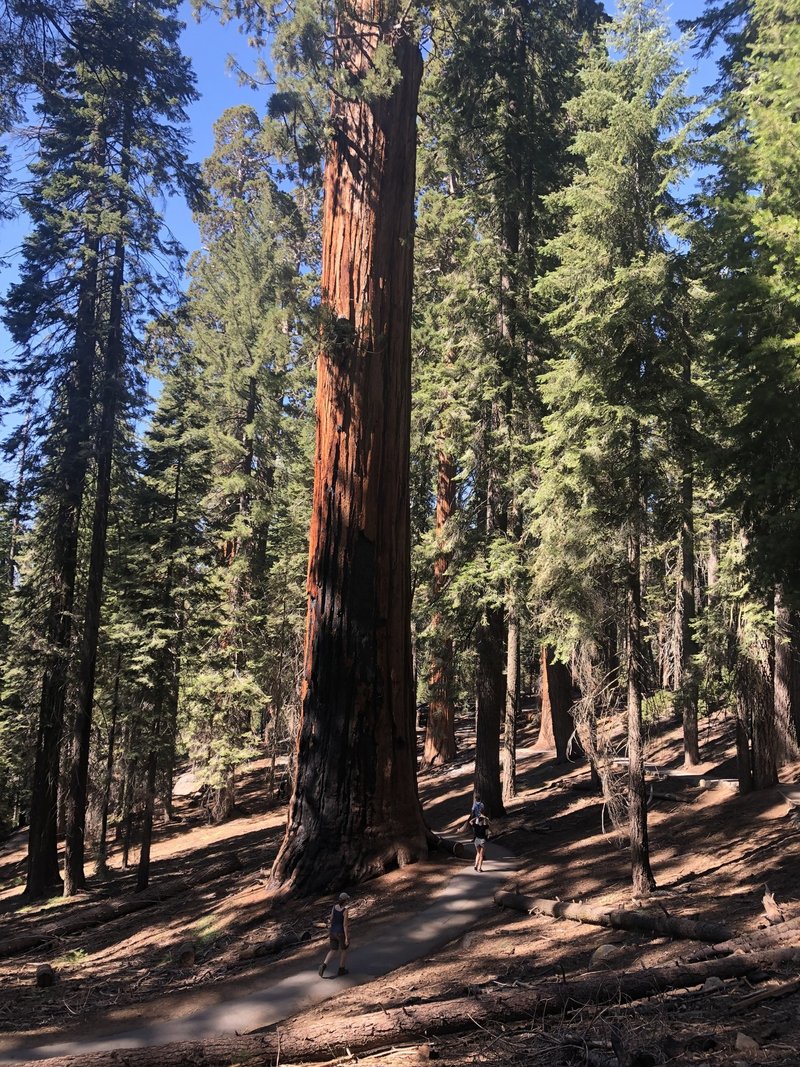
[2,709,800,1065]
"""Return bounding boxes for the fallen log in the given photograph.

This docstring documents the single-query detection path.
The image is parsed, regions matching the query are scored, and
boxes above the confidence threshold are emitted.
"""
[494,890,732,943]
[17,948,800,1067]
[687,914,800,962]
[0,854,244,960]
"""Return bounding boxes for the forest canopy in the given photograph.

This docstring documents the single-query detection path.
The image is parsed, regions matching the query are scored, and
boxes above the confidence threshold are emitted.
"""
[1,0,799,900]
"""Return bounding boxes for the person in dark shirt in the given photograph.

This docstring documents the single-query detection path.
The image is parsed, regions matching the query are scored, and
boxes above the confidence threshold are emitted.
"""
[470,813,490,871]
[318,892,351,977]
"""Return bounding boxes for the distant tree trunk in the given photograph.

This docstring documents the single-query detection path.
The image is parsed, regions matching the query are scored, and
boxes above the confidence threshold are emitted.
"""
[671,551,682,695]
[65,139,130,895]
[502,600,519,803]
[475,602,506,819]
[774,586,800,762]
[735,701,753,795]
[502,487,522,802]
[735,598,778,793]
[26,233,99,900]
[474,425,506,819]
[95,651,121,876]
[678,460,700,767]
[270,5,428,892]
[707,517,720,608]
[136,721,160,892]
[627,468,655,895]
[423,446,457,767]
[536,647,575,763]
[751,646,778,791]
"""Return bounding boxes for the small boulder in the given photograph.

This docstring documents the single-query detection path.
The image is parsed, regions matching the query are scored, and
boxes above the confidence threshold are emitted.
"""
[175,941,196,967]
[702,976,725,993]
[590,943,624,967]
[735,1032,760,1052]
[35,964,56,988]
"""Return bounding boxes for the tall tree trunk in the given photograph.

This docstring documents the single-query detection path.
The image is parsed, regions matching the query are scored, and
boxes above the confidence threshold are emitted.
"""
[627,457,655,896]
[536,646,575,764]
[734,598,778,793]
[502,483,522,802]
[751,636,778,791]
[423,445,457,766]
[735,702,753,795]
[774,586,800,762]
[95,651,121,876]
[64,132,130,894]
[136,722,161,892]
[679,461,700,766]
[707,516,720,608]
[502,600,519,802]
[26,234,99,899]
[270,5,428,892]
[474,424,506,819]
[475,603,505,818]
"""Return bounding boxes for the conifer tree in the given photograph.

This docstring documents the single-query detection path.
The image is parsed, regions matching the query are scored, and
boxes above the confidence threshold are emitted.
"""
[175,106,312,822]
[534,0,694,894]
[685,0,800,786]
[3,0,199,897]
[414,0,602,806]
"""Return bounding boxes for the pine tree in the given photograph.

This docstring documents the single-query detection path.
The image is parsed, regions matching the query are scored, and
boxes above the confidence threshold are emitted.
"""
[534,0,694,895]
[175,106,312,823]
[3,0,199,897]
[413,0,602,805]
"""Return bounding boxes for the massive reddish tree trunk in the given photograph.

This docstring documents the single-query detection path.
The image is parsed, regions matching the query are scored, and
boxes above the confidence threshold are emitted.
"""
[423,446,457,766]
[271,5,428,892]
[536,646,575,764]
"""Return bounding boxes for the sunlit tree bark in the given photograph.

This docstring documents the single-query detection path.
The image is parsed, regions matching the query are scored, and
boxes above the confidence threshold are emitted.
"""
[271,0,428,891]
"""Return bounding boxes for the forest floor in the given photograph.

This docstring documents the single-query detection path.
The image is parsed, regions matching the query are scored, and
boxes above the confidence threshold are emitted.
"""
[1,704,800,1066]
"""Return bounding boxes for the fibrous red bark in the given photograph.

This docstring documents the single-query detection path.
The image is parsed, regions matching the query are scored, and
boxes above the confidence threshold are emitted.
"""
[270,3,428,892]
[423,446,457,766]
[536,646,576,763]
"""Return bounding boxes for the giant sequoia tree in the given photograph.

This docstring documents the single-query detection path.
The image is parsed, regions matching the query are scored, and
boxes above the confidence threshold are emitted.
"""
[270,0,429,891]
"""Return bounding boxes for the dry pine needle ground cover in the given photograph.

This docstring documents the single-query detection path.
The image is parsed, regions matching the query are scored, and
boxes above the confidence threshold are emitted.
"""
[1,706,800,1066]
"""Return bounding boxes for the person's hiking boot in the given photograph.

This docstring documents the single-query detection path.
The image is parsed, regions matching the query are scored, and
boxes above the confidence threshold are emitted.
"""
[338,967,349,976]
[318,962,327,977]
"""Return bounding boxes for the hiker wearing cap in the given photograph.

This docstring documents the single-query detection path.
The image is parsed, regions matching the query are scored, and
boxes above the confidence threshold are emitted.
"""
[318,892,351,977]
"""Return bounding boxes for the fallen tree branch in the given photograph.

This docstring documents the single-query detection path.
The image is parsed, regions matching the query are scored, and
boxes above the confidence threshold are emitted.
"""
[734,977,800,1010]
[493,891,732,943]
[16,948,800,1067]
[0,855,244,960]
[686,914,800,962]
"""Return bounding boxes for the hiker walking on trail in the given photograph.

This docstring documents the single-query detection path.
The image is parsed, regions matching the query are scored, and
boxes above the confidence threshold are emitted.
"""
[470,812,490,871]
[319,892,350,977]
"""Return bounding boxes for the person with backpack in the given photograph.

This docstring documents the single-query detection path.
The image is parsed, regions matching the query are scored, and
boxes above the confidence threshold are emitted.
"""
[318,892,351,977]
[470,812,490,871]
